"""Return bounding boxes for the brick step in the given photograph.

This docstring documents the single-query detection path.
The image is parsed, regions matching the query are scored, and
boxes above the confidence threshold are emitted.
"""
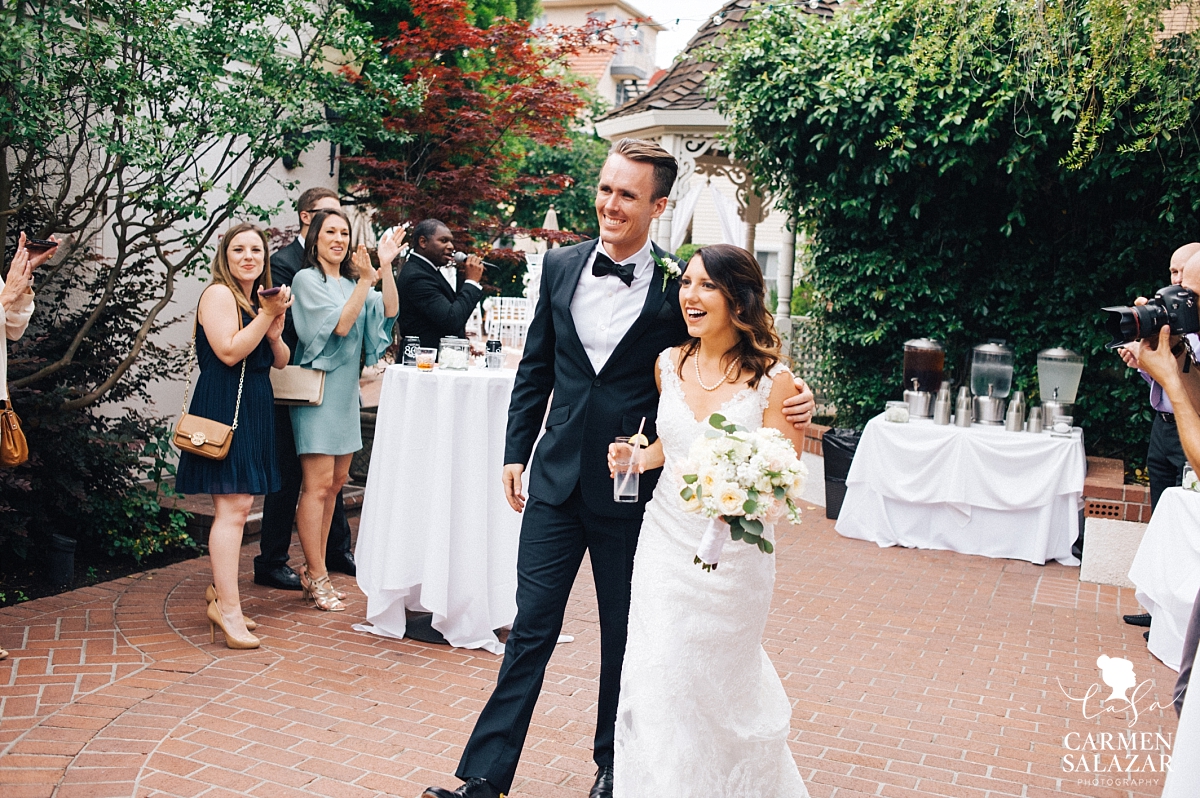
[1083,455,1151,523]
[159,482,365,545]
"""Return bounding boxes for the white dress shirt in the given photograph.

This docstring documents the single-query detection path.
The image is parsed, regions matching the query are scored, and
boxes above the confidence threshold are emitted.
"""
[570,237,654,374]
[410,251,481,290]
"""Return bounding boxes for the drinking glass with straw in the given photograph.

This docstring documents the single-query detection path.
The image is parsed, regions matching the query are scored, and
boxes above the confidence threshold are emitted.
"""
[613,417,648,503]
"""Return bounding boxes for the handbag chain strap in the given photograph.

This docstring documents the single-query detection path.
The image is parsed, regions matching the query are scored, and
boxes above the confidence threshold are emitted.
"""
[180,298,247,429]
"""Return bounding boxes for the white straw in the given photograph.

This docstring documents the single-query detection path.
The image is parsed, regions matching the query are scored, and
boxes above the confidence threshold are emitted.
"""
[617,416,647,497]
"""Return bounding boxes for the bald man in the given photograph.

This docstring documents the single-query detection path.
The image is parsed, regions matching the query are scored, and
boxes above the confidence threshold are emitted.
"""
[1117,243,1200,629]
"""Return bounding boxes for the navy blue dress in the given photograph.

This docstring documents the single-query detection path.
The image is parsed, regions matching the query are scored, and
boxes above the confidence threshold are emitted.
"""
[175,308,281,496]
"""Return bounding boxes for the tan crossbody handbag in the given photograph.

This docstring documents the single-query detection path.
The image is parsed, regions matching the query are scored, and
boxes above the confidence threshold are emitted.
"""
[270,364,324,406]
[0,393,29,467]
[174,315,246,461]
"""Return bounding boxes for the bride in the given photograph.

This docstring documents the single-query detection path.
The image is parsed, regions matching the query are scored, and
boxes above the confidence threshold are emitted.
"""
[607,244,810,797]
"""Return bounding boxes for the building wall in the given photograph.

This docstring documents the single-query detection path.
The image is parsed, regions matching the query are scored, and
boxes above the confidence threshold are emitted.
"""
[101,143,339,421]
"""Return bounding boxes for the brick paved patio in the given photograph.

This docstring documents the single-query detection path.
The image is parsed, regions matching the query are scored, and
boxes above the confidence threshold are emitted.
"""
[0,512,1179,798]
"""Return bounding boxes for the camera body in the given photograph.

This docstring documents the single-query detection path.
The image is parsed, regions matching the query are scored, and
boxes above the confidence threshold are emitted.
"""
[1104,285,1200,349]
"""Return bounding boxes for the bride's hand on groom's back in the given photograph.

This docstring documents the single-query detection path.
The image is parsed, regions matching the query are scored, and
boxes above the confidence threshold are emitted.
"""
[782,377,815,428]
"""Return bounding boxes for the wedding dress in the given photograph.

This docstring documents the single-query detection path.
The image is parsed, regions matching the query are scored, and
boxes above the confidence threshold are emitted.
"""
[613,349,809,797]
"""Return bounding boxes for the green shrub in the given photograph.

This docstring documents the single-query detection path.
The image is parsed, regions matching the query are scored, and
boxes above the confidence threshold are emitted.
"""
[713,0,1200,465]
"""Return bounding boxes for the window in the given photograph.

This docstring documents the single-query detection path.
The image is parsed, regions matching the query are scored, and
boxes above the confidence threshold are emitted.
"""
[756,251,779,283]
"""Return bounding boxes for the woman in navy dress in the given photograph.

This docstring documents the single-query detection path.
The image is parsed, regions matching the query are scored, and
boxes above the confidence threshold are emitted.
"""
[289,209,398,611]
[176,223,293,649]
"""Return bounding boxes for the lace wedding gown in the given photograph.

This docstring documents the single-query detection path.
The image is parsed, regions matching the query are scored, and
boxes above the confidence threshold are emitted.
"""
[613,349,809,797]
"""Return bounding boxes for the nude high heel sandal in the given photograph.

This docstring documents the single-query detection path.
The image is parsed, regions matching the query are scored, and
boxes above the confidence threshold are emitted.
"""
[206,584,257,630]
[207,600,261,649]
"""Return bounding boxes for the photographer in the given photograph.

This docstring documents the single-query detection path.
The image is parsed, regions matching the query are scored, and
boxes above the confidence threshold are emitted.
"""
[1137,251,1200,732]
[1116,243,1200,512]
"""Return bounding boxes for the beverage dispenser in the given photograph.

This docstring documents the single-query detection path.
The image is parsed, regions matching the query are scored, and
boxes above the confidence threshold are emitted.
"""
[1037,347,1084,419]
[970,342,1014,425]
[902,338,944,418]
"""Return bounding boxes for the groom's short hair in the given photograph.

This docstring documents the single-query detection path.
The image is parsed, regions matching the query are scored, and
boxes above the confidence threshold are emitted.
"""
[609,138,678,201]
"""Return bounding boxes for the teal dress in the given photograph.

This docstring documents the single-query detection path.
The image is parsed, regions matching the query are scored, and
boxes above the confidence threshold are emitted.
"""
[289,269,396,455]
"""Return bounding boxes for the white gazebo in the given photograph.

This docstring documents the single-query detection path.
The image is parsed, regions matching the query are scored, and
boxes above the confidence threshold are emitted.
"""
[595,0,840,344]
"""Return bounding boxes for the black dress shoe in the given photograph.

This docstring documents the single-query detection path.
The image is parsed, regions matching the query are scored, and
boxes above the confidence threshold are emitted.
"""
[421,777,502,798]
[589,765,613,798]
[1123,613,1152,627]
[326,551,356,576]
[253,565,302,590]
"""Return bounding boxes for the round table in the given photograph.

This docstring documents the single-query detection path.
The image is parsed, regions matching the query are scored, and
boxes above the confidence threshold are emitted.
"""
[835,415,1086,565]
[354,364,520,654]
[1129,487,1200,672]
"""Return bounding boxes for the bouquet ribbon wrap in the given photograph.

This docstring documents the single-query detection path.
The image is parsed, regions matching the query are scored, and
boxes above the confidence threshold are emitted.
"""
[695,517,730,568]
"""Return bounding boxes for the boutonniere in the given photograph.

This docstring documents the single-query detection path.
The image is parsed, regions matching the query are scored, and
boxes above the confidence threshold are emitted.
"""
[651,252,682,292]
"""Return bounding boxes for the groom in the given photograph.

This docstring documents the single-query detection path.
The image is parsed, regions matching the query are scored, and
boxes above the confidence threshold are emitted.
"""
[422,139,815,798]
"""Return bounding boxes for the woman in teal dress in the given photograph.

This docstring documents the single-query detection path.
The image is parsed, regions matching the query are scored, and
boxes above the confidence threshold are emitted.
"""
[290,209,399,611]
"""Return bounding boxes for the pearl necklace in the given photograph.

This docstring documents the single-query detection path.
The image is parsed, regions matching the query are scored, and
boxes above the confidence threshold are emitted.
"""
[693,350,739,392]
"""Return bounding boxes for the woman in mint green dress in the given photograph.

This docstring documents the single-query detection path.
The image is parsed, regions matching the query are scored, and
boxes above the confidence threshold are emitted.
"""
[290,209,399,611]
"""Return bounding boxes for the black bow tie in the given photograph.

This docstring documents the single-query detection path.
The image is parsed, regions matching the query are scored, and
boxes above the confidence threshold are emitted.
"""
[592,252,636,286]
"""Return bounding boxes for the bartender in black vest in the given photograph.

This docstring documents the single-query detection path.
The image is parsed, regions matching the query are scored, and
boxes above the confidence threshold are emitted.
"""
[396,219,485,349]
[254,187,406,588]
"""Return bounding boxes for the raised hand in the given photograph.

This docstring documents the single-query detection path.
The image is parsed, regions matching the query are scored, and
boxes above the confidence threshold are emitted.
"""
[1,234,36,312]
[257,284,293,317]
[377,225,406,269]
[266,311,286,342]
[353,244,380,286]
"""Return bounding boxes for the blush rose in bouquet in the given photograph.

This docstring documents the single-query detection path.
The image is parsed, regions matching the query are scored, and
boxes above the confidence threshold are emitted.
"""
[678,413,808,571]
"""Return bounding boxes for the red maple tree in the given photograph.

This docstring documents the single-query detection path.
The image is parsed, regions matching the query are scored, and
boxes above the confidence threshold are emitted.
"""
[342,0,621,247]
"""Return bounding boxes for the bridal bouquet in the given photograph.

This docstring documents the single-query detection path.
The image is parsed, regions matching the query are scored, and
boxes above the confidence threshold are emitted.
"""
[678,413,808,571]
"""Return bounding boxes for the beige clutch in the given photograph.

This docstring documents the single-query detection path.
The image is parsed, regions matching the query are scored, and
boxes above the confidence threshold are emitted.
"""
[270,365,325,406]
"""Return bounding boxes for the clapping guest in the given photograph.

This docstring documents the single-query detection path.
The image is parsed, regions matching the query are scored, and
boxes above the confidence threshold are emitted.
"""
[258,188,354,591]
[289,210,399,611]
[175,224,293,650]
[0,232,58,662]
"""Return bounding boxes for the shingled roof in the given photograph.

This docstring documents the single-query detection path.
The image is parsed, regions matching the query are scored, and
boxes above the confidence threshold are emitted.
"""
[599,0,842,121]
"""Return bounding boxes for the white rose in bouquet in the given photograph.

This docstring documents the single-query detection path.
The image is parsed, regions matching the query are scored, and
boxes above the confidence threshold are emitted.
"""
[678,413,806,571]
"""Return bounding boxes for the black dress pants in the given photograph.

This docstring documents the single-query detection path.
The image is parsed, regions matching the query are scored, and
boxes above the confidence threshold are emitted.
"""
[456,485,641,794]
[255,403,351,575]
[1148,413,1188,511]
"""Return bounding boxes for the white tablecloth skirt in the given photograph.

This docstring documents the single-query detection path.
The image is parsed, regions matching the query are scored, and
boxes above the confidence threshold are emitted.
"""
[1129,487,1200,672]
[355,366,520,655]
[836,415,1086,565]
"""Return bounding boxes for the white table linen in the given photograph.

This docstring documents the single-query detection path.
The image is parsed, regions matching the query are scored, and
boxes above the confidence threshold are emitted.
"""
[835,415,1086,565]
[1128,487,1200,672]
[355,365,520,655]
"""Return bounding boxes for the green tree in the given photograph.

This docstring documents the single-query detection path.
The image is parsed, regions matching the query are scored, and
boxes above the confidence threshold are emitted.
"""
[711,0,1200,463]
[0,0,414,563]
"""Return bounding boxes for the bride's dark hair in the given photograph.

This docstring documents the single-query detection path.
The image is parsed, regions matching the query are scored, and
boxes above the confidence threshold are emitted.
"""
[677,244,781,389]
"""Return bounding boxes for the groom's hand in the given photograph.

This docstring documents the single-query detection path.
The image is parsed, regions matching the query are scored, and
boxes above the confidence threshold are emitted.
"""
[783,377,815,429]
[502,463,526,513]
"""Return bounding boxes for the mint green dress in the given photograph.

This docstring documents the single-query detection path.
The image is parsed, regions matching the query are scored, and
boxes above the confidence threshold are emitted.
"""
[289,269,396,455]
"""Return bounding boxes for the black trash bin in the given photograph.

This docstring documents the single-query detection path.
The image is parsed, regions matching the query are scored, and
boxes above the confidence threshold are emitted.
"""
[822,428,862,520]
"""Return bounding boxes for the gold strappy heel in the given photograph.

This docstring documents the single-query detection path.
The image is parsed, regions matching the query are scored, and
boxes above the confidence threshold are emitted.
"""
[308,573,346,612]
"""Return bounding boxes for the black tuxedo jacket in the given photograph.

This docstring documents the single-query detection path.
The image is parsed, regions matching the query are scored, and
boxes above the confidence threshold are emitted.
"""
[505,239,690,519]
[396,254,485,349]
[270,238,305,352]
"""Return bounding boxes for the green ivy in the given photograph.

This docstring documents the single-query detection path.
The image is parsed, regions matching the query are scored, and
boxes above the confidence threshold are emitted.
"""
[711,0,1200,464]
